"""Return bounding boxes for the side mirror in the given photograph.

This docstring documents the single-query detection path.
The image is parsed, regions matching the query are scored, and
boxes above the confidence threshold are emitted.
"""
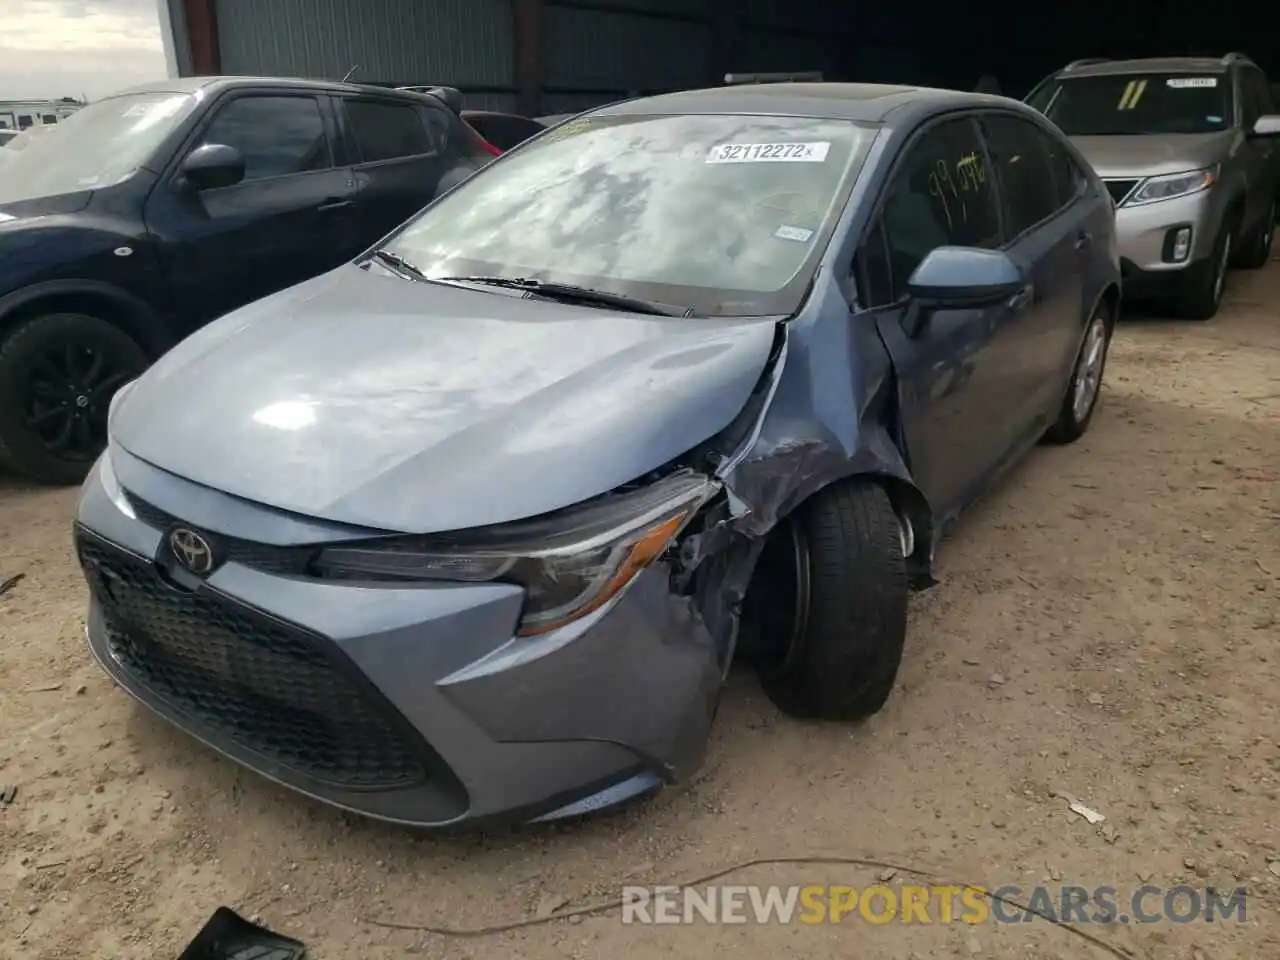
[180,143,245,191]
[1249,115,1280,138]
[903,247,1024,337]
[907,246,1024,307]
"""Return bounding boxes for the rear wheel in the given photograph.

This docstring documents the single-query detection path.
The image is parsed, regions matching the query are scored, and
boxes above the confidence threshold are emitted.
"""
[0,313,148,485]
[744,479,909,721]
[1043,299,1113,445]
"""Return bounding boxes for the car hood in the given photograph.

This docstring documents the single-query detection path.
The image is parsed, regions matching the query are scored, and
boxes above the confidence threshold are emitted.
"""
[1069,131,1235,179]
[0,189,92,223]
[111,264,777,533]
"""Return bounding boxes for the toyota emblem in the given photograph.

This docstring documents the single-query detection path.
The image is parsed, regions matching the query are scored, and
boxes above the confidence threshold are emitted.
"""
[168,527,216,575]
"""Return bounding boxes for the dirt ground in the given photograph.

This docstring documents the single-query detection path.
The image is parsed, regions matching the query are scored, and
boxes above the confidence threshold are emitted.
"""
[1,264,1278,960]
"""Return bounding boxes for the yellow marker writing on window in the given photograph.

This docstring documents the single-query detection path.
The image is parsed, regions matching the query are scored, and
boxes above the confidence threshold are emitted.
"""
[1117,79,1148,110]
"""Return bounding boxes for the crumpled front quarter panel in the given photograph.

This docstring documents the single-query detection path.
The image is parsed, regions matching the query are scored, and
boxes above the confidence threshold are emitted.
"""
[719,280,914,537]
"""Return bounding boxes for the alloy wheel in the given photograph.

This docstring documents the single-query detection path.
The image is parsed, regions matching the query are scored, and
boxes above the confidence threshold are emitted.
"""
[20,338,136,461]
[1071,312,1109,424]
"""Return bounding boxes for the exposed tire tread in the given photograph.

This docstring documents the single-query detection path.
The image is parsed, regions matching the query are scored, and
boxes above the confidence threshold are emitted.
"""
[758,481,908,721]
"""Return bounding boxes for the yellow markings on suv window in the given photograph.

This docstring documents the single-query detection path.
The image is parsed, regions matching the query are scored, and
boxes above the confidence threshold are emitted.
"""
[1117,79,1149,110]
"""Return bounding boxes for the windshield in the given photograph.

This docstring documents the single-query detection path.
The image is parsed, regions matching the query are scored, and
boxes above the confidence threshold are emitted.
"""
[0,92,198,204]
[381,112,875,317]
[1031,73,1232,135]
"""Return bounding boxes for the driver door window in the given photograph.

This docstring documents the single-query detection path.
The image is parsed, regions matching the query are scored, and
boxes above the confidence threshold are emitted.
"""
[1243,68,1273,123]
[199,95,333,183]
[861,117,1001,307]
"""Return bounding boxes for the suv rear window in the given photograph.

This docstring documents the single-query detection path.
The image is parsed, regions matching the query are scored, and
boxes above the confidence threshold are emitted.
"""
[1035,72,1232,135]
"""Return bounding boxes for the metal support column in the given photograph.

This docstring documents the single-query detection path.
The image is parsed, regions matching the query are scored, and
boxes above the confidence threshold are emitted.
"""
[514,0,543,116]
[711,0,741,84]
[182,0,222,75]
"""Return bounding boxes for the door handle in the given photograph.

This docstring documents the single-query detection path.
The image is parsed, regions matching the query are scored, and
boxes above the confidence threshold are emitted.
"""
[318,198,354,212]
[1074,231,1093,251]
[1007,284,1034,311]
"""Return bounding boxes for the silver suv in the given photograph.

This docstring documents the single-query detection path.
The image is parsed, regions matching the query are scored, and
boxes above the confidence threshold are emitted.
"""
[1027,53,1280,319]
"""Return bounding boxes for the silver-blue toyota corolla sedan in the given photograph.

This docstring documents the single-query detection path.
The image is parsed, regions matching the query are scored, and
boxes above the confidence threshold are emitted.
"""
[75,83,1121,828]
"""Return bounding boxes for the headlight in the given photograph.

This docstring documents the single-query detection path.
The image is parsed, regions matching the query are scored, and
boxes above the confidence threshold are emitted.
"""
[1125,166,1218,206]
[314,471,718,636]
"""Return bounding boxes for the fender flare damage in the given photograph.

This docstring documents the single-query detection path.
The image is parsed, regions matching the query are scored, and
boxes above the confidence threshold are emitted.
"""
[673,317,936,672]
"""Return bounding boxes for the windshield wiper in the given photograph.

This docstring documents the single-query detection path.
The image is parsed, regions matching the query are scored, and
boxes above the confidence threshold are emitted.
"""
[439,276,692,317]
[367,248,429,281]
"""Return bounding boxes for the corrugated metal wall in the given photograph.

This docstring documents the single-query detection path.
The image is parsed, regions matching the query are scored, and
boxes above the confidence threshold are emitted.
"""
[541,4,711,101]
[214,0,519,111]
[737,0,849,79]
[210,0,846,116]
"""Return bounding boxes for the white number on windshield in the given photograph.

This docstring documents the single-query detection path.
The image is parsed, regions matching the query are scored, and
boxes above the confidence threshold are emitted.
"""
[706,141,831,164]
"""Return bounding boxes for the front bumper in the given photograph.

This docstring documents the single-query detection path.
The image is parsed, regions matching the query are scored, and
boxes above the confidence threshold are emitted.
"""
[1113,186,1222,297]
[74,450,721,828]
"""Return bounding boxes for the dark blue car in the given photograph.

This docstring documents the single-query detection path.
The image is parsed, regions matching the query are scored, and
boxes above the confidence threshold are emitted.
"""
[0,77,495,484]
[75,82,1120,828]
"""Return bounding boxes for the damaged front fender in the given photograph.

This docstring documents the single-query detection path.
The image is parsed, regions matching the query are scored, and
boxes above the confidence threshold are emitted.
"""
[678,283,936,673]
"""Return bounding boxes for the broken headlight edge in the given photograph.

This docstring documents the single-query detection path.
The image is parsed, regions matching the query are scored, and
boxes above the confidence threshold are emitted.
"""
[313,470,720,637]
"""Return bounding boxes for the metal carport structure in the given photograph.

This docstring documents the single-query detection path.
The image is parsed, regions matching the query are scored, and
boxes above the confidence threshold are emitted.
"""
[155,0,860,116]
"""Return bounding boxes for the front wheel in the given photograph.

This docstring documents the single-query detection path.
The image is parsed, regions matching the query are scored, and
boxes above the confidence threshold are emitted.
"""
[1043,300,1113,445]
[745,479,909,721]
[1175,225,1232,321]
[0,313,149,485]
[1235,199,1276,270]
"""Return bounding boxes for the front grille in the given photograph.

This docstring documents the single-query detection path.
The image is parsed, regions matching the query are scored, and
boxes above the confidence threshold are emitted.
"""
[124,492,315,576]
[1104,179,1140,205]
[77,528,429,790]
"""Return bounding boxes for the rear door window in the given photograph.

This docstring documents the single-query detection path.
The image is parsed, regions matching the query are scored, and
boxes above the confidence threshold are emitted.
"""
[981,115,1060,238]
[343,99,435,163]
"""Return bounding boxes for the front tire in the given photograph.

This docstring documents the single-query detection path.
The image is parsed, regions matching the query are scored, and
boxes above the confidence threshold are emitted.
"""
[1175,224,1232,321]
[746,480,908,721]
[0,313,148,485]
[1235,199,1276,270]
[1043,299,1113,445]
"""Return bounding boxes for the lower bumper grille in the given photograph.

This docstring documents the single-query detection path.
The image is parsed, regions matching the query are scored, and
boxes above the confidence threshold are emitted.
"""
[76,528,429,790]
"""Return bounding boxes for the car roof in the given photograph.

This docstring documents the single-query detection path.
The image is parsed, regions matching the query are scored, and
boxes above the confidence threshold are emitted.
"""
[1063,57,1233,78]
[460,109,537,120]
[103,75,443,105]
[594,82,1018,125]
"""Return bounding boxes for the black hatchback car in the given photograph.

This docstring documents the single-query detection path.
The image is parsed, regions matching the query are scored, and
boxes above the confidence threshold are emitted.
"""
[0,77,496,484]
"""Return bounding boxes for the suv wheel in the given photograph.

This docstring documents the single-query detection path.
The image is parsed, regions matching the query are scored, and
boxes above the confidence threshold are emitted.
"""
[0,313,148,485]
[1176,224,1232,321]
[1236,199,1276,269]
